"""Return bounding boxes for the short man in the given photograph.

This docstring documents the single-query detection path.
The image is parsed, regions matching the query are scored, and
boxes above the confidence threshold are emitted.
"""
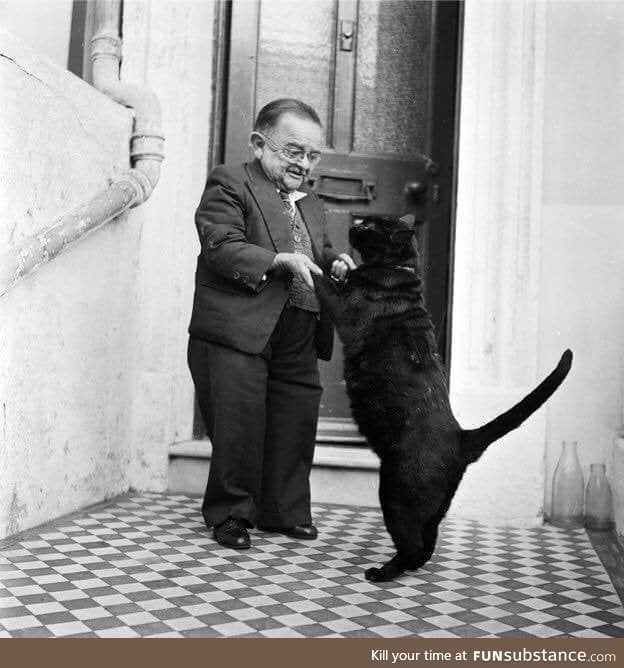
[188,99,355,549]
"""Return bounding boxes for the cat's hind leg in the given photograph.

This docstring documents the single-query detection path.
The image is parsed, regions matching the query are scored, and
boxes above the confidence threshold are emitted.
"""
[364,535,433,582]
[365,554,407,582]
[420,494,455,565]
[421,519,440,564]
[365,494,428,582]
[365,462,444,582]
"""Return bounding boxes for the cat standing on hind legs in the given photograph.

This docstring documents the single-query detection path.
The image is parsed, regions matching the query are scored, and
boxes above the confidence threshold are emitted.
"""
[313,215,573,582]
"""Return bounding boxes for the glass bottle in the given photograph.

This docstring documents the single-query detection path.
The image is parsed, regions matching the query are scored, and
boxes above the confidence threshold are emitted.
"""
[550,441,584,528]
[584,463,614,531]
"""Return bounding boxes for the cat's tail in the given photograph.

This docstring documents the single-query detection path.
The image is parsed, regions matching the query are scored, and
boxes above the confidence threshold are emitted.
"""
[461,349,573,464]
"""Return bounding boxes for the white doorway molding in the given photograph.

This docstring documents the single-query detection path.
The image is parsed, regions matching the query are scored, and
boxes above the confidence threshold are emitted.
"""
[450,0,548,525]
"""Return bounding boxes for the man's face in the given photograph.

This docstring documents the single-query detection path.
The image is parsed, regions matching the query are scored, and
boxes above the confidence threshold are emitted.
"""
[252,113,323,192]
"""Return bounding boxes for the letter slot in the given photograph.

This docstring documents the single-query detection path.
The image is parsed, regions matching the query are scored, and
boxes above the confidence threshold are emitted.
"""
[308,174,377,202]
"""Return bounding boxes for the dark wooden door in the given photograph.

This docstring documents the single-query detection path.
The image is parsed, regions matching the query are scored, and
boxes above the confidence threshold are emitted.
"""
[220,0,460,442]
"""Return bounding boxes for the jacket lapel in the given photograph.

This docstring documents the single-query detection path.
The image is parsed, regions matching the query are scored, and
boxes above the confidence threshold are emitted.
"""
[245,160,293,253]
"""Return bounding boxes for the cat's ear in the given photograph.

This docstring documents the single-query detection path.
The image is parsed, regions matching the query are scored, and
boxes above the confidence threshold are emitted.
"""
[390,228,416,245]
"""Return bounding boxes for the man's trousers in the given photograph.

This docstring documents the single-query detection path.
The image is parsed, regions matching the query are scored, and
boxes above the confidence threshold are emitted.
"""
[187,306,322,529]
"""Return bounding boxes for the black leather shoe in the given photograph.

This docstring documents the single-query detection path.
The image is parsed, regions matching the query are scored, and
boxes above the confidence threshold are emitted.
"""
[213,517,250,549]
[258,524,318,540]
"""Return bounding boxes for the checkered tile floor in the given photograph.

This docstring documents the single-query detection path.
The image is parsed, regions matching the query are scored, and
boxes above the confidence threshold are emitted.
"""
[1,493,623,638]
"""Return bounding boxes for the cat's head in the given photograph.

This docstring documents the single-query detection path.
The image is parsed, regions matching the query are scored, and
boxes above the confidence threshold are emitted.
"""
[349,215,420,268]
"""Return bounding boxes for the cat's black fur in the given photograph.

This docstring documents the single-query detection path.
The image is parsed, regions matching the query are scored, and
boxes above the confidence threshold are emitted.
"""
[314,215,572,582]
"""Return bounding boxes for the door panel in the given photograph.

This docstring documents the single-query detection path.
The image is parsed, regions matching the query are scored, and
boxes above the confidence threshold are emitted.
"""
[222,0,460,440]
[256,0,337,140]
[353,0,432,158]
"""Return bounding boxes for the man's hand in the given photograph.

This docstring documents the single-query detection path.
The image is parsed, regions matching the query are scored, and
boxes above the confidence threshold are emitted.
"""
[330,253,356,281]
[271,252,323,289]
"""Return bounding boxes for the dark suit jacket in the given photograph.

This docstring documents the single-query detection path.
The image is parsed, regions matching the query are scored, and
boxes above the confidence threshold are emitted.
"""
[188,159,339,360]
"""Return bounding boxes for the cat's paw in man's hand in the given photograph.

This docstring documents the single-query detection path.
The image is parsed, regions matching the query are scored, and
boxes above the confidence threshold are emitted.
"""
[330,253,356,281]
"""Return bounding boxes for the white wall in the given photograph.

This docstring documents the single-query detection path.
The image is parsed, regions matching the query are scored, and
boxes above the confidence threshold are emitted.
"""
[120,0,215,491]
[452,0,624,530]
[450,0,548,526]
[540,1,624,525]
[0,0,216,538]
[0,0,73,69]
[0,27,136,537]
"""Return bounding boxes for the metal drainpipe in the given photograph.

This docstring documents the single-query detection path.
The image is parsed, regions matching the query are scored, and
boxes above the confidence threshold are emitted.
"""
[91,0,164,202]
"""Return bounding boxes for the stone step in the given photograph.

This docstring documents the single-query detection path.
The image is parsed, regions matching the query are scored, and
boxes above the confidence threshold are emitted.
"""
[168,440,379,508]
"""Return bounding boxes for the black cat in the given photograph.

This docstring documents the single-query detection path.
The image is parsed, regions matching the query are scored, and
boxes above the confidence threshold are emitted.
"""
[313,215,572,582]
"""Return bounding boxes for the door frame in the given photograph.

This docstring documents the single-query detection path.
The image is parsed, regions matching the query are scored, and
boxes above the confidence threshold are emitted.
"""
[195,0,464,438]
[426,0,463,375]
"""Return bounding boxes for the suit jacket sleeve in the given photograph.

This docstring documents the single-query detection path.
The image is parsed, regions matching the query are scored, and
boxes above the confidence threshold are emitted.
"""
[195,165,276,292]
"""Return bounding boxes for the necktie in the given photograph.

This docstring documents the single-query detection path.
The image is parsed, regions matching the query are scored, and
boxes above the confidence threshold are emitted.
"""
[279,191,295,228]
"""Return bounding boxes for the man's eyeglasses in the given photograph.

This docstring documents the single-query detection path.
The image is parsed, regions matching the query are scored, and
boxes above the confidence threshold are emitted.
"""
[258,132,322,166]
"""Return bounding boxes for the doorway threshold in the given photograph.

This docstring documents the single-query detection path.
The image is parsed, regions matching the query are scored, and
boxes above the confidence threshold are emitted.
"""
[316,417,366,445]
[169,439,377,470]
